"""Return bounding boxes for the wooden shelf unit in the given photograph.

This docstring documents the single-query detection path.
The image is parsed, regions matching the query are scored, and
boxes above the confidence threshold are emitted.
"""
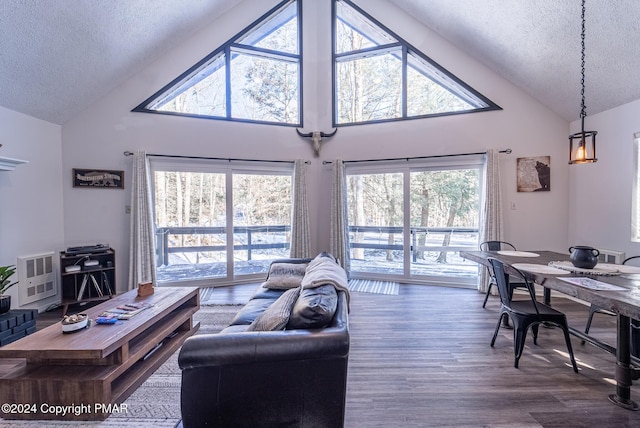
[60,248,116,315]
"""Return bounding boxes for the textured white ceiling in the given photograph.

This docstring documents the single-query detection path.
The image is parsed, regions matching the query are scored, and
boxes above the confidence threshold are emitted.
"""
[0,0,638,124]
[388,0,640,122]
[0,0,236,124]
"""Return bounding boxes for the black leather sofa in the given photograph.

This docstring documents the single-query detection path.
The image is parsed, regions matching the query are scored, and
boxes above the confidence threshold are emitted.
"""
[178,256,350,428]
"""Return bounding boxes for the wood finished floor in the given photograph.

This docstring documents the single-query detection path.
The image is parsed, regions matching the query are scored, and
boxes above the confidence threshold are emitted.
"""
[37,284,640,427]
[344,285,640,428]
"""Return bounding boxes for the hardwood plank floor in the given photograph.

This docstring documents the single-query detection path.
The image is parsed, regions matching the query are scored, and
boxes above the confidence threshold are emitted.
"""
[35,283,640,427]
[344,284,639,427]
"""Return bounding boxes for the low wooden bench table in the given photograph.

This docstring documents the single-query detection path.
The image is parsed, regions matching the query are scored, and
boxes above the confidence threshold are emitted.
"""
[0,286,199,421]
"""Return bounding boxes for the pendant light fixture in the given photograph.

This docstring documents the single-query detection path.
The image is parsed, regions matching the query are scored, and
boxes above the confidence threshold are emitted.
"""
[568,0,597,164]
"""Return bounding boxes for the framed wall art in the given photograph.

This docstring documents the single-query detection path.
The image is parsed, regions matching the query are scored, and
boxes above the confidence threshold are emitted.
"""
[516,156,550,192]
[73,168,124,189]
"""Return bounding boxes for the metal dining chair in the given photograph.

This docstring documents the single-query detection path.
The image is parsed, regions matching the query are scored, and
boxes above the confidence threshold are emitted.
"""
[479,240,526,308]
[583,256,640,353]
[488,258,579,372]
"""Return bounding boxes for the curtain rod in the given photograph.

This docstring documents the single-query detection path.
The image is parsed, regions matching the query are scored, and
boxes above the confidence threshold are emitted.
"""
[321,149,512,165]
[123,151,310,164]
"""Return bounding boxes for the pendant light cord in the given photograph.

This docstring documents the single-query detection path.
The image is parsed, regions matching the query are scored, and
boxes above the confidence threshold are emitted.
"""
[579,0,586,121]
[569,0,596,164]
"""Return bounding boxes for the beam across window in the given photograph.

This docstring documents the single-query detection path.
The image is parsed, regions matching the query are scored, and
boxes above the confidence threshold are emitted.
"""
[333,0,500,126]
[133,0,302,126]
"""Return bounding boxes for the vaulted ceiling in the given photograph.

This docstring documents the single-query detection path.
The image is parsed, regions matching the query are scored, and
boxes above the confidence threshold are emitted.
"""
[1,0,638,125]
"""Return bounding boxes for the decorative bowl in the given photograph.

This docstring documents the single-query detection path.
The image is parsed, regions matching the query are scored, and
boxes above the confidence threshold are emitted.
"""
[569,245,600,269]
[61,313,89,333]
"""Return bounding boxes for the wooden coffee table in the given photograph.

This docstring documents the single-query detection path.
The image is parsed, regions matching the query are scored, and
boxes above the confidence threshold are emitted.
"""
[0,286,199,420]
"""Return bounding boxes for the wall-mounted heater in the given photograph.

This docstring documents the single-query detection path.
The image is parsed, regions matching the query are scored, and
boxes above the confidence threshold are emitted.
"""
[597,249,626,265]
[17,252,58,306]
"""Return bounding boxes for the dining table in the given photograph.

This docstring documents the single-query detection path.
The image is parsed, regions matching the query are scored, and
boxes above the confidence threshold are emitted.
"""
[461,249,640,411]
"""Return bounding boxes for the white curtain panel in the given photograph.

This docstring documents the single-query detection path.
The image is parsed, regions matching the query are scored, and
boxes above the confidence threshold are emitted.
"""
[330,160,351,275]
[479,149,504,292]
[128,150,157,290]
[290,160,311,258]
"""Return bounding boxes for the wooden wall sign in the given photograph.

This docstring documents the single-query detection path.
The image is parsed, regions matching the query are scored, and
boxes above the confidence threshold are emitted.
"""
[73,169,124,189]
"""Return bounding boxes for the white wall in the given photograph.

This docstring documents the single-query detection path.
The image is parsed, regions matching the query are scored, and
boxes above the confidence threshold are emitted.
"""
[61,0,571,289]
[0,106,65,311]
[569,98,640,259]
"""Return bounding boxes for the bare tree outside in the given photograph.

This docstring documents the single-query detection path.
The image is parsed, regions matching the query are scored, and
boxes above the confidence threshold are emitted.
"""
[348,168,480,279]
[152,170,292,282]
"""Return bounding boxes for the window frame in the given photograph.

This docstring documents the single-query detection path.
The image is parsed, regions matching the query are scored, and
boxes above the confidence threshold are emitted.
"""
[332,0,501,127]
[133,0,303,128]
[149,157,295,286]
[345,155,485,286]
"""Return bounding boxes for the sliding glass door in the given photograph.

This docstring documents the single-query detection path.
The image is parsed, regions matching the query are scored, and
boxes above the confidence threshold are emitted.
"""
[347,171,404,276]
[409,168,481,282]
[150,159,293,285]
[232,173,292,275]
[154,170,229,280]
[346,158,483,286]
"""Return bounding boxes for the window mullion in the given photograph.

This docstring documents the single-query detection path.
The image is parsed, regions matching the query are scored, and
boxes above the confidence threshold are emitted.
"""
[334,43,402,62]
[403,168,411,277]
[231,44,300,62]
[402,46,407,118]
[225,46,232,119]
[225,169,234,279]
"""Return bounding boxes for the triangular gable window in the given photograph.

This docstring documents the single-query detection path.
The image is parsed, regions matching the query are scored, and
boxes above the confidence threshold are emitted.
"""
[133,0,301,126]
[333,0,500,125]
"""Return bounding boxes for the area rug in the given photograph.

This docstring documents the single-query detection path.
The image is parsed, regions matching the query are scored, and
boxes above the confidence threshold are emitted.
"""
[348,278,399,295]
[0,305,242,428]
[199,285,257,306]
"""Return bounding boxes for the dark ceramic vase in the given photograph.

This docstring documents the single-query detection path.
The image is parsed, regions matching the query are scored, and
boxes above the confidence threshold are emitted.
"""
[0,295,10,314]
[569,246,600,269]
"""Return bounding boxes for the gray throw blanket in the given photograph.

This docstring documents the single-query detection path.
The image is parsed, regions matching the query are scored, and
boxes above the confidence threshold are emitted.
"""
[301,256,350,308]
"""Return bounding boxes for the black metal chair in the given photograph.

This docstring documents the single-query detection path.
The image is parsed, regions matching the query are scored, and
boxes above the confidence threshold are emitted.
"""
[583,256,640,352]
[480,240,526,308]
[488,258,579,372]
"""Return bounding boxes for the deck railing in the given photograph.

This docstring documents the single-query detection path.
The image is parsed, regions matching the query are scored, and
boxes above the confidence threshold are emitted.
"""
[155,225,478,265]
[155,225,290,266]
[349,226,479,261]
